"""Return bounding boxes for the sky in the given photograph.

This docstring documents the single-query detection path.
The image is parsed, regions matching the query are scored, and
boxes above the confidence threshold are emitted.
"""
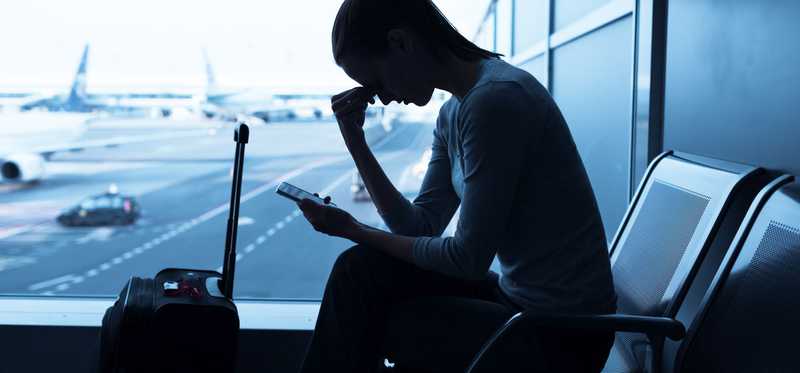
[0,0,491,93]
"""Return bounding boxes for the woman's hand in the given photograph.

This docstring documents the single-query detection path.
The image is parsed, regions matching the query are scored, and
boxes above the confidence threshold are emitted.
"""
[331,87,376,147]
[297,196,361,240]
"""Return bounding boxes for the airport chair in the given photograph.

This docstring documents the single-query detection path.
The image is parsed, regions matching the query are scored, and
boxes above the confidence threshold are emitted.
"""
[466,151,766,373]
[665,175,799,372]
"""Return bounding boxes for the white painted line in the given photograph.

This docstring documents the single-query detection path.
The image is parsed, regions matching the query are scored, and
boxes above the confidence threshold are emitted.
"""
[37,154,365,295]
[71,276,84,284]
[256,236,266,244]
[245,244,255,253]
[133,247,144,254]
[191,156,347,227]
[29,275,77,291]
[86,269,99,277]
[41,291,54,296]
[0,225,34,240]
[292,210,302,217]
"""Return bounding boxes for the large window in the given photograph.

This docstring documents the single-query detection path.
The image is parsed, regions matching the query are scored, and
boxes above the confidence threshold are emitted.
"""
[0,0,483,301]
[513,0,549,55]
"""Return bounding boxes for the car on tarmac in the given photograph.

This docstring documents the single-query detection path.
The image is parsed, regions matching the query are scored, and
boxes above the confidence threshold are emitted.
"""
[57,190,140,226]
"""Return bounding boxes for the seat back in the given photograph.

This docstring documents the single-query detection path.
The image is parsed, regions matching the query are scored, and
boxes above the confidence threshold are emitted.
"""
[675,176,799,372]
[605,151,761,370]
[610,152,760,318]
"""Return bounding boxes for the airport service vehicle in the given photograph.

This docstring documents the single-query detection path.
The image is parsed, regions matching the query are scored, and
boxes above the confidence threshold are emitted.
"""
[351,172,372,202]
[57,191,140,226]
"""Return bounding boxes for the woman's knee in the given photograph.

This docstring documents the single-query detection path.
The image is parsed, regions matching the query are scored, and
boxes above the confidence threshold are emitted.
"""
[331,245,395,280]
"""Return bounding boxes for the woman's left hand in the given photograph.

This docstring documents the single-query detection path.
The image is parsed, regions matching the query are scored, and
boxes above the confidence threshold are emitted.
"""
[297,197,360,239]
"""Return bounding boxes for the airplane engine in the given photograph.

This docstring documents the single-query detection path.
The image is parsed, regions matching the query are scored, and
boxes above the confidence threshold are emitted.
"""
[1,153,45,182]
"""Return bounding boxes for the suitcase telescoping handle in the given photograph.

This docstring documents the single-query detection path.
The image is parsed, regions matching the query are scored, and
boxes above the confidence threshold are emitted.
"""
[221,123,249,299]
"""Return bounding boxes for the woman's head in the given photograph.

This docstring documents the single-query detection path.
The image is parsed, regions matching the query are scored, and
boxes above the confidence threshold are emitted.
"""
[332,0,500,106]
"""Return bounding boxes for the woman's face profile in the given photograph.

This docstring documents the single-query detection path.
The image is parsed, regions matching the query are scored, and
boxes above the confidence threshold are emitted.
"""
[338,30,436,107]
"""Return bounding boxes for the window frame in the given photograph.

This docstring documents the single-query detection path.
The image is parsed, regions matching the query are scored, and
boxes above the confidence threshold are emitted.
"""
[0,297,319,330]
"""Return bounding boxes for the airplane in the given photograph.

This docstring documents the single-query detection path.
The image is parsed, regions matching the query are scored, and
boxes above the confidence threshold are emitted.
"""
[15,44,202,117]
[200,50,335,123]
[0,111,214,183]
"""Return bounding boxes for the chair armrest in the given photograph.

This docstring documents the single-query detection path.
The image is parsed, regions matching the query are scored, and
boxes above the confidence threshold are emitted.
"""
[466,312,685,373]
[515,312,686,341]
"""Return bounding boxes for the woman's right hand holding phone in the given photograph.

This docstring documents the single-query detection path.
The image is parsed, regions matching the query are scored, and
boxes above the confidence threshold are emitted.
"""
[331,87,376,148]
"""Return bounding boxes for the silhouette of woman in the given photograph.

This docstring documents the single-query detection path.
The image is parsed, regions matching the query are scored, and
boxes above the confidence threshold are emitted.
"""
[298,1,617,371]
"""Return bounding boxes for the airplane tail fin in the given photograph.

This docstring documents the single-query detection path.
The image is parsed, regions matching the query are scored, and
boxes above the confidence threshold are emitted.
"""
[203,49,217,93]
[67,44,89,105]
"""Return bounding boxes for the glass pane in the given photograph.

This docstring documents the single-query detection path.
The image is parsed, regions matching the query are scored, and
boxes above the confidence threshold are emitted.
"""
[80,199,95,210]
[550,16,634,238]
[496,0,513,57]
[94,197,112,208]
[474,13,496,52]
[513,0,549,54]
[518,55,547,88]
[553,0,612,31]
[0,1,480,299]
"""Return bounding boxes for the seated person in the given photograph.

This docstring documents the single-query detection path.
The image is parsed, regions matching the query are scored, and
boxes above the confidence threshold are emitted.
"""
[298,0,617,371]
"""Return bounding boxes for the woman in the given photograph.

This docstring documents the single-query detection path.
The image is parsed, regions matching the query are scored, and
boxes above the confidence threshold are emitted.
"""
[297,0,617,371]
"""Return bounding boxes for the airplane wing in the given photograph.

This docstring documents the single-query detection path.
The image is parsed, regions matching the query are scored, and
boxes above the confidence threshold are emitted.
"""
[28,129,213,157]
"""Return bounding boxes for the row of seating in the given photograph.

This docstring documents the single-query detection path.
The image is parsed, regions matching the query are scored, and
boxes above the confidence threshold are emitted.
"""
[468,150,799,372]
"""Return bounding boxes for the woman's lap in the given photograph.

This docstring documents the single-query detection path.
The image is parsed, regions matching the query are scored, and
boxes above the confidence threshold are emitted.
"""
[383,296,518,372]
[302,245,612,372]
[335,245,520,370]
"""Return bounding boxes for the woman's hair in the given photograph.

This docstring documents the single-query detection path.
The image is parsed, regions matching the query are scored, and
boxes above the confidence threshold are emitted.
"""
[332,0,501,64]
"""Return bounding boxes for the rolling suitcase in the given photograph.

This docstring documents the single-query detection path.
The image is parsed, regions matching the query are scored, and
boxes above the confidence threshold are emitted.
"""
[98,123,250,373]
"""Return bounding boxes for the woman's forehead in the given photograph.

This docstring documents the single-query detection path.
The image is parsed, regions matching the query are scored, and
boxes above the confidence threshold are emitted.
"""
[339,54,380,89]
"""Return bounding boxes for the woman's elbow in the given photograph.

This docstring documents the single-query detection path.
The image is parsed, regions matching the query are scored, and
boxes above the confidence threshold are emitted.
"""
[449,242,495,280]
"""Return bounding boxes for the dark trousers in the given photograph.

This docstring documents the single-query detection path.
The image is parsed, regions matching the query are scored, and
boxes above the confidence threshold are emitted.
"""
[299,245,614,373]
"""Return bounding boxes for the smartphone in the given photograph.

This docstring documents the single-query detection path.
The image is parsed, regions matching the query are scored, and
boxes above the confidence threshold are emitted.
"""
[275,182,331,206]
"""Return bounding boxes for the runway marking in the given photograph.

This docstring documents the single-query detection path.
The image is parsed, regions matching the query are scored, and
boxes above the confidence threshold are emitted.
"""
[25,156,347,294]
[28,274,78,291]
[25,124,418,294]
[0,256,37,272]
[0,225,34,240]
[76,228,115,244]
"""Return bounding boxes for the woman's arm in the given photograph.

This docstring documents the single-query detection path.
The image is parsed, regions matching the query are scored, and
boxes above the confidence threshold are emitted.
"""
[332,88,415,224]
[297,199,415,263]
[331,88,459,237]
